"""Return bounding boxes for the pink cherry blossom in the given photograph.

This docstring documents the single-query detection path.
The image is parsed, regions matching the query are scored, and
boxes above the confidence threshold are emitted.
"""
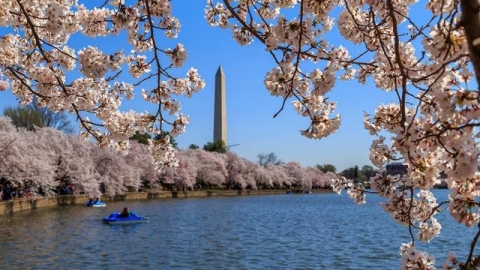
[1,0,480,267]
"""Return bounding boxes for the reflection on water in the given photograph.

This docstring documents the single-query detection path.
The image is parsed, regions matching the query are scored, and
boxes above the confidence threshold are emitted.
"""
[0,190,477,269]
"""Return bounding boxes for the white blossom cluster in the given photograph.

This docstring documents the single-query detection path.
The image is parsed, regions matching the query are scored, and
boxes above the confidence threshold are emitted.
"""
[2,0,480,267]
[207,0,344,140]
[204,0,480,267]
[400,242,436,270]
[0,0,205,171]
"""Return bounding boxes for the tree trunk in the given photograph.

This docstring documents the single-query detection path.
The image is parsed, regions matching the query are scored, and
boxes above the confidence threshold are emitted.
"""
[461,0,480,88]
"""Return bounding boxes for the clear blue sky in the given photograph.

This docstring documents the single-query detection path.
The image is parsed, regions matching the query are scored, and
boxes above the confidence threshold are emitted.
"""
[0,1,398,171]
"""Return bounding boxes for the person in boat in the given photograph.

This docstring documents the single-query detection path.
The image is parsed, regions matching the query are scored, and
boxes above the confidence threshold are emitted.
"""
[87,197,100,205]
[119,207,131,218]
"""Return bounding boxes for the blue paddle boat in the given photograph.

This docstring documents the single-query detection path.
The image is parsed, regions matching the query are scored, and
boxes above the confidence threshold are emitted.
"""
[102,212,149,225]
[86,199,107,207]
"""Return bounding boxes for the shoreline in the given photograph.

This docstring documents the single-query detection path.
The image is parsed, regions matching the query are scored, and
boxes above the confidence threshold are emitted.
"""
[0,188,333,216]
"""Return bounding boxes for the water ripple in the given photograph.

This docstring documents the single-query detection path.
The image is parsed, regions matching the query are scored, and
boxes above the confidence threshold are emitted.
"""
[0,191,477,269]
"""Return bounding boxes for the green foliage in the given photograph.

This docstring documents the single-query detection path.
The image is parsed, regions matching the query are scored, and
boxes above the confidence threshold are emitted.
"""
[129,131,178,148]
[129,131,151,145]
[203,140,227,153]
[3,102,74,133]
[340,165,378,183]
[340,167,357,181]
[189,144,199,149]
[3,106,40,131]
[316,164,337,173]
[361,165,376,181]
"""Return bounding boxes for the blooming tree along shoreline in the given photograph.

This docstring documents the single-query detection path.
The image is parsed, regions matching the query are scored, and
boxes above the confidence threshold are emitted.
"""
[1,0,480,269]
[207,0,480,268]
[0,116,332,198]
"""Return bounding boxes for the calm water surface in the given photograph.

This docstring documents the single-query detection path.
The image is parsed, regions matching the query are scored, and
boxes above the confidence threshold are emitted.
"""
[0,190,477,269]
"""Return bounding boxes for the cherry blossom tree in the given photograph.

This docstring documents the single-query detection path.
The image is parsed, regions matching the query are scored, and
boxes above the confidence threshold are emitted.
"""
[305,166,329,189]
[91,147,140,196]
[0,116,164,197]
[252,163,272,190]
[174,157,196,190]
[124,141,159,188]
[158,151,197,191]
[32,126,80,195]
[0,117,99,197]
[0,0,205,170]
[193,149,228,188]
[58,135,100,197]
[284,161,309,191]
[159,166,176,190]
[320,171,335,189]
[0,117,101,197]
[0,119,57,196]
[1,0,480,268]
[266,164,290,189]
[205,0,480,268]
[177,149,202,189]
[237,156,260,190]
[225,152,250,190]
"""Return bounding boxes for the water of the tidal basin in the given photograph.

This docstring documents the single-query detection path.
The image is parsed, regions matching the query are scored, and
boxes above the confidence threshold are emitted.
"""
[0,189,477,269]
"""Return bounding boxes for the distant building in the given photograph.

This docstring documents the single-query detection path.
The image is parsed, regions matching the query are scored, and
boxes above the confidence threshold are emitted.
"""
[386,162,407,176]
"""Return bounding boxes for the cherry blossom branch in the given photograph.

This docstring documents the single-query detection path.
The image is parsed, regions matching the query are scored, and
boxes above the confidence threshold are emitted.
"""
[466,223,480,268]
[15,0,104,142]
[143,0,166,130]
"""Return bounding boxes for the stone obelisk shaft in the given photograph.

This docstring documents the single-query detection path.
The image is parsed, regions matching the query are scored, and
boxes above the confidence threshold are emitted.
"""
[213,66,227,146]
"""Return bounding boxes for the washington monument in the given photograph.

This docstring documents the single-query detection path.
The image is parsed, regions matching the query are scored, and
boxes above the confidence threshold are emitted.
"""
[213,66,227,146]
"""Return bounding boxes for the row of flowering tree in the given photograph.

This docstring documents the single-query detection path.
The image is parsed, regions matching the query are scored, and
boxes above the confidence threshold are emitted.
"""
[1,0,480,268]
[0,117,333,200]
